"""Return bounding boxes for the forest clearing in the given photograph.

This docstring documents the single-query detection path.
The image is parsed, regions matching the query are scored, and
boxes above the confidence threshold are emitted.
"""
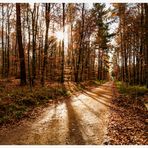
[0,3,148,145]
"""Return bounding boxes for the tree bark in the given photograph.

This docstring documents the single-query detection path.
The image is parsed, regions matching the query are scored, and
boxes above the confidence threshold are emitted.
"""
[41,3,50,86]
[16,3,26,85]
[144,4,148,88]
[61,3,65,83]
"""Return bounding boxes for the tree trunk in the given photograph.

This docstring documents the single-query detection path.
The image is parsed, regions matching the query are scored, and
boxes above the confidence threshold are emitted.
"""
[27,4,32,89]
[75,4,85,82]
[16,3,26,85]
[144,4,148,88]
[61,3,65,83]
[41,3,50,86]
[1,4,4,78]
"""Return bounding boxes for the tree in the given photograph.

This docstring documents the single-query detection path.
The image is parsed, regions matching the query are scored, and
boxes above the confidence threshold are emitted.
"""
[1,2,147,88]
[60,3,65,83]
[16,3,26,85]
[31,4,39,86]
[92,3,110,81]
[75,4,85,82]
[112,3,148,87]
[41,3,50,86]
[1,4,4,78]
[144,4,148,88]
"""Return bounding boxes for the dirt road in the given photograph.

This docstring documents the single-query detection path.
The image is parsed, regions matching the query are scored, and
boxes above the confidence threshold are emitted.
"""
[0,82,113,145]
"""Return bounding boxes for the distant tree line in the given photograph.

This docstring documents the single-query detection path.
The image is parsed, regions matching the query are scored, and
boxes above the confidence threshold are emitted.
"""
[112,3,148,88]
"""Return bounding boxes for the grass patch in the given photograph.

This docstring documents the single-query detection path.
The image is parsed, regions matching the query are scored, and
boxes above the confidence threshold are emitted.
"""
[0,86,69,125]
[0,104,27,124]
[93,79,107,85]
[115,81,148,97]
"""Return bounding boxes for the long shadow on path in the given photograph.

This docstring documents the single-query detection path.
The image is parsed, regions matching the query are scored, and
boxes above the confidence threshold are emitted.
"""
[65,100,85,145]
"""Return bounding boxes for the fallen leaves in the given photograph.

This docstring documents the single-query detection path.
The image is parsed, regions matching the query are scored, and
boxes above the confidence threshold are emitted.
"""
[107,94,148,145]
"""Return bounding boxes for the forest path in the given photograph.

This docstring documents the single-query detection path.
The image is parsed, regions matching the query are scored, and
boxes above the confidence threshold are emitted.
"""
[0,82,114,145]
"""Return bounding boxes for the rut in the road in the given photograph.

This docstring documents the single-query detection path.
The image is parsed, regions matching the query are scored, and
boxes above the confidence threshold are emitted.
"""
[0,82,113,145]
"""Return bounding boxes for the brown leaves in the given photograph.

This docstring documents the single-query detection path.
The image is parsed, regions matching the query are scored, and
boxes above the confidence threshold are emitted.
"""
[107,95,148,145]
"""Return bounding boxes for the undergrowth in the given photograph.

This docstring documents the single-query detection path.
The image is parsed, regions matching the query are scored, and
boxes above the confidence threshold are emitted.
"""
[0,86,69,125]
[0,79,105,125]
[115,81,148,97]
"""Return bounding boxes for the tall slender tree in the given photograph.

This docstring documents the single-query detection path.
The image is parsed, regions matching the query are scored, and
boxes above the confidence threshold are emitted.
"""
[41,3,50,86]
[16,3,26,85]
[144,4,148,88]
[60,3,65,83]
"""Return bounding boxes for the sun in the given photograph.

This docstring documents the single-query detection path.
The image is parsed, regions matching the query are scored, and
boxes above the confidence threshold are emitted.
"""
[54,25,69,51]
[55,31,64,41]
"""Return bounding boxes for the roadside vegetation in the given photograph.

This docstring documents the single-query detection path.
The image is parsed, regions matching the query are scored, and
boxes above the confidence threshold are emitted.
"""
[0,79,106,125]
[115,81,148,97]
[0,81,69,125]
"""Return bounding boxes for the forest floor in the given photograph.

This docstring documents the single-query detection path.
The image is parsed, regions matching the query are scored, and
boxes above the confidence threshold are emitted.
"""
[0,81,113,144]
[0,80,147,145]
[106,82,148,145]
